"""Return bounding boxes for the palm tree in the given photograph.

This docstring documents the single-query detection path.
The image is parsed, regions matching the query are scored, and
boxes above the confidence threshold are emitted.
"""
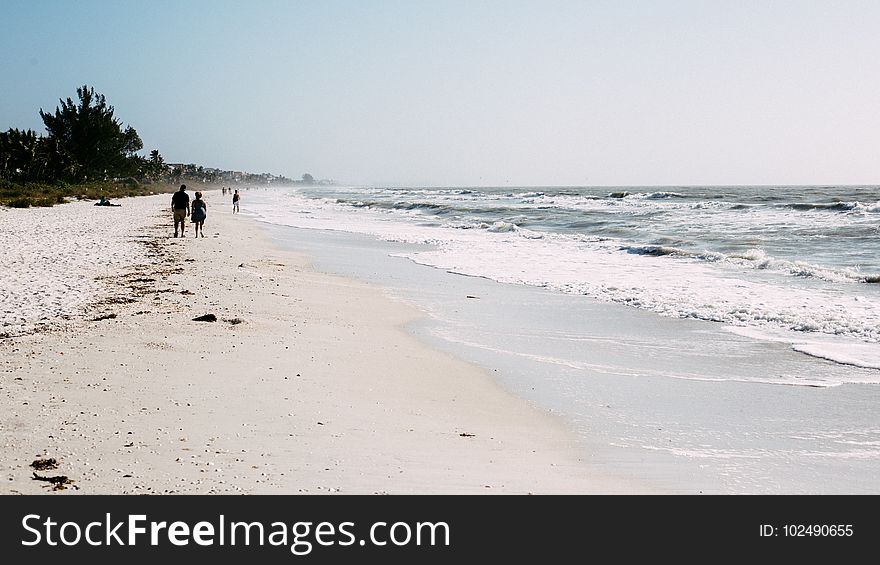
[146,149,167,180]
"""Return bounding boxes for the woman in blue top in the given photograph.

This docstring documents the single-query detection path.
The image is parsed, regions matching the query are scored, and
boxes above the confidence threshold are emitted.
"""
[191,191,207,238]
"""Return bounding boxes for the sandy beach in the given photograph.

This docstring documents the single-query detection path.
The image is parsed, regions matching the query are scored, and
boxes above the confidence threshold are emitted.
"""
[0,191,645,494]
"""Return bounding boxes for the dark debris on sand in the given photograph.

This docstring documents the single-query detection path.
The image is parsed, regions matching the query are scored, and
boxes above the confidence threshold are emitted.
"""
[32,472,76,491]
[193,314,218,322]
[30,457,59,471]
[91,313,117,321]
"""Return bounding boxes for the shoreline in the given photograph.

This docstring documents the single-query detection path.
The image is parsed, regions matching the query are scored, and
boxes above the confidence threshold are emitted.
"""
[1,191,650,494]
[253,202,880,494]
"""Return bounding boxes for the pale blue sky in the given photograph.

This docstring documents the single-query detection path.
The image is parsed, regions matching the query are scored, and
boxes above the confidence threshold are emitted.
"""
[2,0,879,186]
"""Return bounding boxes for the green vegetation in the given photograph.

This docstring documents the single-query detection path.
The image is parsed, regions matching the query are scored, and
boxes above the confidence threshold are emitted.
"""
[1,85,292,207]
[38,86,144,182]
[0,178,180,208]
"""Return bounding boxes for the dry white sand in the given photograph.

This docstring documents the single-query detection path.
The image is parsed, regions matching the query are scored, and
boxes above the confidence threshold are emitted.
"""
[0,199,157,336]
[0,191,650,494]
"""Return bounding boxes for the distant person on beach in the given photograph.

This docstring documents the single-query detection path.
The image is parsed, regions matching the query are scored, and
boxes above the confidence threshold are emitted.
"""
[191,191,207,237]
[171,184,190,237]
[94,196,120,206]
[232,189,240,213]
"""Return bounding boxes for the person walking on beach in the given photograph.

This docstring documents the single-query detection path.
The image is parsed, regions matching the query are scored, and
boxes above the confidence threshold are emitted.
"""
[191,191,207,238]
[171,184,190,237]
[232,189,240,213]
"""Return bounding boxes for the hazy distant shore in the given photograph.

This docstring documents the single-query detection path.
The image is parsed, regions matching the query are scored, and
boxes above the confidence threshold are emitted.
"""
[0,191,644,494]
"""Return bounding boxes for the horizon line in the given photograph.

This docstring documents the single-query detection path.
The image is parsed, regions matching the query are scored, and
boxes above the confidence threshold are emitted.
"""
[296,181,880,189]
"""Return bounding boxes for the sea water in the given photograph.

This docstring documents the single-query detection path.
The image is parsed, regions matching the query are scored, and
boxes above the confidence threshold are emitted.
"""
[241,185,880,493]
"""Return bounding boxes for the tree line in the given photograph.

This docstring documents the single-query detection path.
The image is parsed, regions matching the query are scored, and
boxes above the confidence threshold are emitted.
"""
[0,85,167,184]
[1,85,300,189]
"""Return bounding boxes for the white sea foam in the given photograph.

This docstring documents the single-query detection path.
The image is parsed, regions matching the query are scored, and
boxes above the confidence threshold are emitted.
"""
[428,326,865,386]
[248,187,880,372]
[486,220,516,233]
[726,327,880,373]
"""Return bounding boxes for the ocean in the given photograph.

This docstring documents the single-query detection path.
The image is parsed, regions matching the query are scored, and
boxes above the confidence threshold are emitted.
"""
[252,185,880,376]
[242,184,880,493]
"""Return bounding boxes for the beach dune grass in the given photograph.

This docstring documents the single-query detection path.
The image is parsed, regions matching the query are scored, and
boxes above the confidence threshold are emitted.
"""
[0,178,198,208]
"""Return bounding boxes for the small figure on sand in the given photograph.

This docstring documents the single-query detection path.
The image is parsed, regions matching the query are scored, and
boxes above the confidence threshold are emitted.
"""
[232,189,240,214]
[191,191,207,238]
[171,184,190,237]
[94,196,120,207]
